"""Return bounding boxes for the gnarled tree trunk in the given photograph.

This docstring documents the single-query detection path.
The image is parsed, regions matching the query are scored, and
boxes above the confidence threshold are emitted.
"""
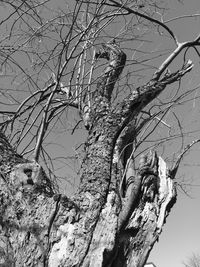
[0,43,192,267]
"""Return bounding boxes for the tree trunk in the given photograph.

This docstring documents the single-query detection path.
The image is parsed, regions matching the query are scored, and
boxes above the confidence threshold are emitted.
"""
[0,131,176,267]
[0,43,192,267]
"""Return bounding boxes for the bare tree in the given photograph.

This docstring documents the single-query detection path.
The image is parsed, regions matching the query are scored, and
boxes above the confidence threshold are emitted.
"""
[184,253,200,267]
[0,0,199,266]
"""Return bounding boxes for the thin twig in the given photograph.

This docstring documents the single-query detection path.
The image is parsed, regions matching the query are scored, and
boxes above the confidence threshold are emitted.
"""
[170,139,200,178]
[108,0,178,44]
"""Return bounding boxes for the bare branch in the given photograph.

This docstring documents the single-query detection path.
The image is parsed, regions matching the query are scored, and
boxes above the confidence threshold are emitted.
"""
[108,0,178,44]
[170,139,200,179]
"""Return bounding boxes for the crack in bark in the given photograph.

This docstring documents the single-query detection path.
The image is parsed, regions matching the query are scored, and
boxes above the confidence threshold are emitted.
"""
[43,194,61,266]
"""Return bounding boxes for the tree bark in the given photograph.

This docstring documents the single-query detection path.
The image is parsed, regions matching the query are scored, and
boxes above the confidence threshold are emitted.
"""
[0,43,192,267]
[0,133,176,267]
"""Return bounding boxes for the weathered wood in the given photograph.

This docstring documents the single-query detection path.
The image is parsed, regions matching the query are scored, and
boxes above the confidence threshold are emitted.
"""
[0,131,176,266]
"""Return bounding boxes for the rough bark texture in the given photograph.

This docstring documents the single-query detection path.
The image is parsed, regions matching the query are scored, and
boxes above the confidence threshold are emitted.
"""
[0,43,192,266]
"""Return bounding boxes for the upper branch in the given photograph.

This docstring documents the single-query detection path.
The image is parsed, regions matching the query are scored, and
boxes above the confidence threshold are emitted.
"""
[153,35,200,80]
[107,0,200,82]
[116,60,193,127]
[81,42,126,129]
[94,42,126,102]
